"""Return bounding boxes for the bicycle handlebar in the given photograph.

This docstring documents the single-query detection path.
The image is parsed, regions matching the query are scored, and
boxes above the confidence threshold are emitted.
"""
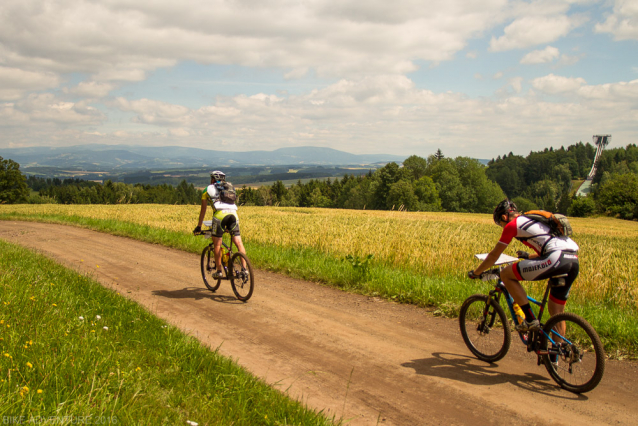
[480,268,501,281]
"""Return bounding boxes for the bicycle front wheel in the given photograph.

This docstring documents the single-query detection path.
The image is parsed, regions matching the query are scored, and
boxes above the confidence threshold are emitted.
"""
[541,312,605,393]
[200,245,221,292]
[459,294,511,363]
[229,252,254,302]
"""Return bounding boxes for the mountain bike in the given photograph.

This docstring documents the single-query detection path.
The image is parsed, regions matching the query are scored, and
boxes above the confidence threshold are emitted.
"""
[459,254,605,393]
[196,220,254,302]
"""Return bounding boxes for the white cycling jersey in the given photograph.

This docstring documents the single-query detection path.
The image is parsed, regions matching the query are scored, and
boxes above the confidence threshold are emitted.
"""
[499,215,579,255]
[205,184,238,212]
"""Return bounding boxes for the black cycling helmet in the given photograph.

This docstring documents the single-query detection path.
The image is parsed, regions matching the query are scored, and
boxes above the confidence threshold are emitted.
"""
[493,199,517,225]
[210,170,226,182]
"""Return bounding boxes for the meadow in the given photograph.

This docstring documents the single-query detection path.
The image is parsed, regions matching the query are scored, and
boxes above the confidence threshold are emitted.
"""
[1,204,637,358]
[0,238,335,425]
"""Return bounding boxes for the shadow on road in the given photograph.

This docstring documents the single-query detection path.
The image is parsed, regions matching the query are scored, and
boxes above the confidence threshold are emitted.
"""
[402,352,587,401]
[152,287,242,304]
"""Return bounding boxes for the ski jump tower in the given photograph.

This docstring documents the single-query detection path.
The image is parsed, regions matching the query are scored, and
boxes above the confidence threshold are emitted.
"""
[587,135,611,179]
[576,134,611,196]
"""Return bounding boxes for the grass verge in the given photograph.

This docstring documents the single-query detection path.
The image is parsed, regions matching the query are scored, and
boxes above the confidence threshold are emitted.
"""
[1,211,637,359]
[0,238,335,425]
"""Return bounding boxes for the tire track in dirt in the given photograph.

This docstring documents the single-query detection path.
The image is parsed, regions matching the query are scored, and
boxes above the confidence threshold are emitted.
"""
[1,221,637,425]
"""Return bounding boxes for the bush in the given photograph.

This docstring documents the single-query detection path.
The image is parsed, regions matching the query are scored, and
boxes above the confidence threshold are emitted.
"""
[596,173,638,220]
[511,196,538,213]
[569,196,596,217]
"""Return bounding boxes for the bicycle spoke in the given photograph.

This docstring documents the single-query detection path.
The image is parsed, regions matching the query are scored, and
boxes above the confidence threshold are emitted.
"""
[542,312,605,393]
[459,295,511,362]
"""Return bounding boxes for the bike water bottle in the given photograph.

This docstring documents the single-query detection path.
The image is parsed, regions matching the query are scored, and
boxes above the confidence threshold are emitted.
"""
[223,252,229,265]
[513,303,525,325]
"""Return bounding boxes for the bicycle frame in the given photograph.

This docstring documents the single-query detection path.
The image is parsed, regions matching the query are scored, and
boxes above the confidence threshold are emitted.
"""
[485,267,572,359]
[209,234,235,278]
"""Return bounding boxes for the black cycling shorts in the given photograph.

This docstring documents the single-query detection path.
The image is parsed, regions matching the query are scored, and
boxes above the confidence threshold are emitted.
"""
[514,251,579,305]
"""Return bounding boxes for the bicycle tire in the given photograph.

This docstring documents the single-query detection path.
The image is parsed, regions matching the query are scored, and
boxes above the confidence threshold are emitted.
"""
[229,252,254,302]
[541,312,605,393]
[200,245,221,292]
[459,294,511,363]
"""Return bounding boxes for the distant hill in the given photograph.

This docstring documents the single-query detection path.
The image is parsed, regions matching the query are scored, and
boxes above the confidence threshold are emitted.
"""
[1,145,406,169]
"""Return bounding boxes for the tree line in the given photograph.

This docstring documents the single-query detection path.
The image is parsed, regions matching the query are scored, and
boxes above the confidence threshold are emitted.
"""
[238,155,505,214]
[24,175,201,205]
[2,142,637,220]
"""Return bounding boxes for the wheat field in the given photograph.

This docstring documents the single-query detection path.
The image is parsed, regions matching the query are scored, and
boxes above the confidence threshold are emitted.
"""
[2,204,637,309]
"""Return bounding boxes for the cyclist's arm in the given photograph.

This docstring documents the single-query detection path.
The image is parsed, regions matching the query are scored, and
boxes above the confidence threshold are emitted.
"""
[473,241,507,276]
[197,199,207,228]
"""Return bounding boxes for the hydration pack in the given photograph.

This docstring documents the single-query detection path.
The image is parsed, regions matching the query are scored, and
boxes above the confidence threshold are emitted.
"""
[523,210,573,237]
[217,181,237,204]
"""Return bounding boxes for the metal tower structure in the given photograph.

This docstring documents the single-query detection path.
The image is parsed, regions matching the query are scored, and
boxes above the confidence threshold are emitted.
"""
[587,134,611,180]
[576,134,611,197]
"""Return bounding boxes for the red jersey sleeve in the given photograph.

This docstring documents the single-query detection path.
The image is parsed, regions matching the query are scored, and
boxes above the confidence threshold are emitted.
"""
[498,219,518,245]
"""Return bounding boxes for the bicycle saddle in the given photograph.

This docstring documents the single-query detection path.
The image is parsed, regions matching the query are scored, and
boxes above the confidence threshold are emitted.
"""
[220,214,237,232]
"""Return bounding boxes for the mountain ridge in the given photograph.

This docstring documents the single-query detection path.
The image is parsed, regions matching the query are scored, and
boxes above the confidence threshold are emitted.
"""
[1,144,406,169]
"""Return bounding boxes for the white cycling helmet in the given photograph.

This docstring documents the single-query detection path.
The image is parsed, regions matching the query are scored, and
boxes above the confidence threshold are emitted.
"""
[210,170,226,182]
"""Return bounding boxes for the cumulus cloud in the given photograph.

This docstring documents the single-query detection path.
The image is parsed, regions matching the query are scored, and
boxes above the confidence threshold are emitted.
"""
[0,93,105,127]
[595,0,638,40]
[0,67,60,100]
[93,74,638,156]
[0,0,506,80]
[576,79,638,100]
[509,77,524,93]
[531,74,587,94]
[521,46,560,64]
[490,14,586,51]
[68,81,116,98]
[0,1,636,156]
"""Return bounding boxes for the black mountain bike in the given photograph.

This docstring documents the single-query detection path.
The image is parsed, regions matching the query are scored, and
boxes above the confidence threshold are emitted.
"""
[459,254,605,393]
[197,221,254,302]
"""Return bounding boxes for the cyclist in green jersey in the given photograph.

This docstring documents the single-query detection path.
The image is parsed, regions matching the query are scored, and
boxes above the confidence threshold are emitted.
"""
[193,170,247,279]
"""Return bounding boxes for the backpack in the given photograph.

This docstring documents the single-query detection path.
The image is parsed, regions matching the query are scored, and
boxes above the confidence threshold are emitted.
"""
[523,210,573,237]
[217,181,237,204]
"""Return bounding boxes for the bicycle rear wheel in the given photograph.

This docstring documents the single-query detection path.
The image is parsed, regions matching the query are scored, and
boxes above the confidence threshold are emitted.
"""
[200,245,221,292]
[541,312,605,393]
[459,294,511,363]
[229,252,254,302]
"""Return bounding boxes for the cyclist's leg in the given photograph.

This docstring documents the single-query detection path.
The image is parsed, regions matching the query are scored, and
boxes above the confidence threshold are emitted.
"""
[212,236,223,272]
[500,265,528,305]
[227,214,247,268]
[231,235,246,254]
[547,253,579,339]
[211,211,225,272]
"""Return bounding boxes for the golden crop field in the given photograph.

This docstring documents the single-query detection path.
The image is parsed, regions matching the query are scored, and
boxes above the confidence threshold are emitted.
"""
[2,204,637,309]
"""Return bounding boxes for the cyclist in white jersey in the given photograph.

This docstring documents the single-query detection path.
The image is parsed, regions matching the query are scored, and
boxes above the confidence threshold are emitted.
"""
[193,170,246,279]
[469,200,580,332]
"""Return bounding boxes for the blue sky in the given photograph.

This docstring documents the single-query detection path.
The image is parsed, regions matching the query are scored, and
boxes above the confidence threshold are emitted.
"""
[0,0,637,159]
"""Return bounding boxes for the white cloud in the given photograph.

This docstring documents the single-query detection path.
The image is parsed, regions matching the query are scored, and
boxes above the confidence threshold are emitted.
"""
[0,67,60,100]
[531,74,587,94]
[576,79,638,100]
[0,0,507,80]
[509,77,524,93]
[68,81,116,98]
[490,14,586,51]
[89,74,637,157]
[0,1,636,157]
[595,0,638,40]
[521,46,560,64]
[557,53,582,66]
[0,93,105,128]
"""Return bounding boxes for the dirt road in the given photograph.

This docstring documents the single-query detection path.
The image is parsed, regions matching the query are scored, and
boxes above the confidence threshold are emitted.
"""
[1,221,636,425]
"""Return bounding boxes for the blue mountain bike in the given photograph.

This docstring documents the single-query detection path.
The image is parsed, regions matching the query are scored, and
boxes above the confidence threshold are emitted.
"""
[459,255,605,393]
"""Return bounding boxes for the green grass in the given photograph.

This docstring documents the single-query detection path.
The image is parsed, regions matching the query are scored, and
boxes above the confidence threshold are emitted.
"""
[0,239,336,425]
[1,211,637,360]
